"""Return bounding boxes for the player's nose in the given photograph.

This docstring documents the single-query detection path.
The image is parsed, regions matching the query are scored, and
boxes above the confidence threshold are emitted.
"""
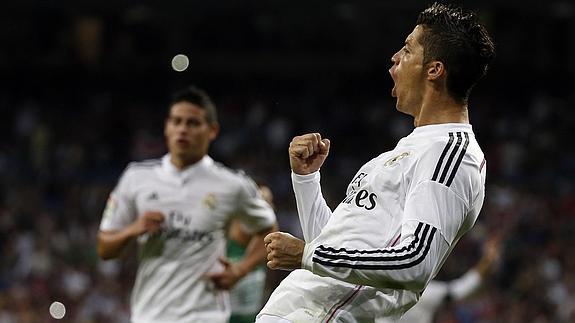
[390,51,400,65]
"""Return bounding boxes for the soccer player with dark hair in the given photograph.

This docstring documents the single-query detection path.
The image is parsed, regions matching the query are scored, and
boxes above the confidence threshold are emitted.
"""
[97,85,277,323]
[257,3,496,322]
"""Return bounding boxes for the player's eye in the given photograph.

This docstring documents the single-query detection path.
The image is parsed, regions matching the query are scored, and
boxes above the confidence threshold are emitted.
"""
[187,119,202,127]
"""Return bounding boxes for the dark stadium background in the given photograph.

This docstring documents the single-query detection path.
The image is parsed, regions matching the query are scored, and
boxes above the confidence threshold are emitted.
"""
[1,1,574,322]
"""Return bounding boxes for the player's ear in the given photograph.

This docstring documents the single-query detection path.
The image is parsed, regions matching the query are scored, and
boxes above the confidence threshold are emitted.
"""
[209,122,220,141]
[426,60,445,81]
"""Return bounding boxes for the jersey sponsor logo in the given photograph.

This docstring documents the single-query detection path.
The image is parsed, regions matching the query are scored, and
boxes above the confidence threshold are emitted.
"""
[342,173,377,210]
[354,189,377,210]
[350,172,368,188]
[157,210,214,245]
[167,210,191,226]
[342,172,367,203]
[432,132,470,187]
[342,189,377,210]
[159,228,214,245]
[384,151,410,167]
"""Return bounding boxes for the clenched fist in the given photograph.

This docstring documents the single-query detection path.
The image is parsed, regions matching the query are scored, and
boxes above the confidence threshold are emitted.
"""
[264,232,305,270]
[289,133,331,175]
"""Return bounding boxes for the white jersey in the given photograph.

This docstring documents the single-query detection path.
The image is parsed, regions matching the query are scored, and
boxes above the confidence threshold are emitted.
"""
[100,155,276,323]
[259,123,486,322]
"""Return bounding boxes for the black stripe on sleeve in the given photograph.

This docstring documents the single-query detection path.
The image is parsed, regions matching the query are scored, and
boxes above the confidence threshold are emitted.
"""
[445,132,470,187]
[431,132,454,181]
[438,132,463,184]
[314,225,430,262]
[312,226,436,270]
[316,223,424,255]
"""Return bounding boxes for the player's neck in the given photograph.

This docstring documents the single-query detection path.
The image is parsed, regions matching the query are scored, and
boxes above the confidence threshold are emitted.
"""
[170,154,203,170]
[414,94,469,127]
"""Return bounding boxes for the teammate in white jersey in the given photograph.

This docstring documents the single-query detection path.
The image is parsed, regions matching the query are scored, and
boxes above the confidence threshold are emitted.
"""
[97,86,277,323]
[257,3,496,322]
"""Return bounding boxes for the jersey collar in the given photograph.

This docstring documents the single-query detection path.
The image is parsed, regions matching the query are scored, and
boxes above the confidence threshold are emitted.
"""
[161,154,213,183]
[408,123,473,138]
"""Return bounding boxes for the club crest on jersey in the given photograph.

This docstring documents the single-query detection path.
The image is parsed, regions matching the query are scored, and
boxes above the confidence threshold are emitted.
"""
[202,193,217,210]
[384,152,410,167]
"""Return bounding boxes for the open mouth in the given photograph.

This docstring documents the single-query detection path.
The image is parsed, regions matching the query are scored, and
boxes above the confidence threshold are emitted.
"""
[176,138,190,146]
[389,65,397,98]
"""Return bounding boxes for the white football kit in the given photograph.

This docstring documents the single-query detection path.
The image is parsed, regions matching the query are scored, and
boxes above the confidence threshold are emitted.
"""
[100,155,276,323]
[258,123,486,322]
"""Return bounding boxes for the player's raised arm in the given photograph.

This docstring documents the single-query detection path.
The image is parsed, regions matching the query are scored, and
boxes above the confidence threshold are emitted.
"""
[289,133,333,242]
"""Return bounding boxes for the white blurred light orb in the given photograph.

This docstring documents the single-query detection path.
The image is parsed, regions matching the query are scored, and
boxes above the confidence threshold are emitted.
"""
[171,54,189,72]
[49,301,66,319]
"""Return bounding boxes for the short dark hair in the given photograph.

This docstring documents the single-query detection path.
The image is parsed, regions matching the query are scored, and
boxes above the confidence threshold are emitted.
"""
[170,86,218,124]
[416,2,496,103]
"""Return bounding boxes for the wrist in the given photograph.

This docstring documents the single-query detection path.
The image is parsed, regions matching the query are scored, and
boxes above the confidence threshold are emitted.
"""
[301,242,313,270]
[233,262,250,278]
[291,171,320,183]
[126,223,143,239]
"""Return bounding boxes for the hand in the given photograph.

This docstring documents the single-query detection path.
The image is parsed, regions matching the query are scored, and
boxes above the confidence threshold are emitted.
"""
[482,235,502,265]
[130,211,165,237]
[264,232,305,270]
[205,257,246,290]
[289,133,330,175]
[476,235,503,276]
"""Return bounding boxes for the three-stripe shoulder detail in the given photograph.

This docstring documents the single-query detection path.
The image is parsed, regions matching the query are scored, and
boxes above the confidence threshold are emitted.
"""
[127,159,162,170]
[431,132,470,187]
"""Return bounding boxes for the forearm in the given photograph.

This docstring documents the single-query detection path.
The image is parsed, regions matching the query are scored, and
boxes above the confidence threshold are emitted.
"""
[236,224,278,275]
[302,222,448,291]
[97,226,138,260]
[292,172,332,242]
[447,269,482,300]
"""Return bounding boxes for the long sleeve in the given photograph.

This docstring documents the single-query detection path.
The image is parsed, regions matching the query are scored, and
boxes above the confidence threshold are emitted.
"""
[292,171,332,242]
[302,220,450,291]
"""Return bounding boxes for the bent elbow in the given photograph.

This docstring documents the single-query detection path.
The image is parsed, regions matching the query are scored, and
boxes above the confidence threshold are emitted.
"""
[399,262,435,292]
[97,243,114,260]
[96,234,118,260]
[97,247,114,260]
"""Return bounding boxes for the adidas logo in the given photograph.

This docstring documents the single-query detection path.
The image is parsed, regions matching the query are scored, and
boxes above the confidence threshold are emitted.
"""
[147,192,159,201]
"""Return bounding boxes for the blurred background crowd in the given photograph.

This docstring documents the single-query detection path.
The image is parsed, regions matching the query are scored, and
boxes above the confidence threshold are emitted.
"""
[1,1,574,322]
